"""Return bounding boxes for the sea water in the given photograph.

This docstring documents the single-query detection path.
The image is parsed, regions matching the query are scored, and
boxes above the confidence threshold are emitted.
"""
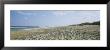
[10,26,36,31]
[11,26,49,31]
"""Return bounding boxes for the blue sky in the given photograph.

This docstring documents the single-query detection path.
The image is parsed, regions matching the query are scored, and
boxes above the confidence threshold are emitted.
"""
[10,10,100,27]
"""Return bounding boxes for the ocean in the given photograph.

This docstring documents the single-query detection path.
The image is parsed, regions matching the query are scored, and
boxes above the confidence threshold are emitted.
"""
[11,27,28,31]
[11,26,39,31]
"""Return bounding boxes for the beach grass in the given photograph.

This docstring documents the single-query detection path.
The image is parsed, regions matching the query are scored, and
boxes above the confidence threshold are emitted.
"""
[10,25,100,40]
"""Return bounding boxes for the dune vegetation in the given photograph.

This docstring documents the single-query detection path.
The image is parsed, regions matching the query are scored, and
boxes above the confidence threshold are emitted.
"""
[10,25,100,40]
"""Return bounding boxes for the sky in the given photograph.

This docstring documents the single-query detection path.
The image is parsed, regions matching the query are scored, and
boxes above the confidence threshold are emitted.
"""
[10,10,100,27]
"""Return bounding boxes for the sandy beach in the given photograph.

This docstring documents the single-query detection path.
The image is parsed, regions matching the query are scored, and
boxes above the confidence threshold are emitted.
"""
[10,25,100,40]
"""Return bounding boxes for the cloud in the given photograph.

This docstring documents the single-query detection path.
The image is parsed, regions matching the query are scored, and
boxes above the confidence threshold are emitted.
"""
[52,11,67,16]
[15,10,37,16]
